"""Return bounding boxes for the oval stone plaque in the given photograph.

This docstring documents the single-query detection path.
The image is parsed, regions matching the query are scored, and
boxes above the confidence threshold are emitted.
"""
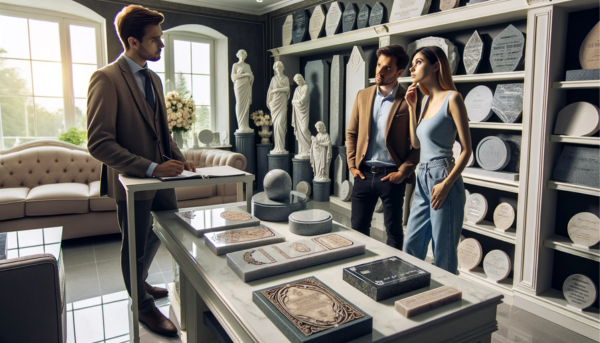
[325,2,343,37]
[580,22,600,70]
[567,212,600,247]
[483,250,511,281]
[297,181,312,197]
[342,3,358,33]
[465,86,493,122]
[493,203,515,231]
[457,238,482,270]
[282,15,293,46]
[563,274,597,310]
[465,193,487,224]
[554,102,600,137]
[357,4,371,29]
[476,136,511,171]
[309,5,326,40]
[340,180,352,201]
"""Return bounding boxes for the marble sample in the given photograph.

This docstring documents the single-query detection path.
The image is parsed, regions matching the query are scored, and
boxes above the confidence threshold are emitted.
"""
[268,61,291,155]
[580,22,600,70]
[282,15,293,46]
[563,274,597,310]
[395,286,462,318]
[264,169,292,201]
[175,208,260,237]
[439,0,459,11]
[310,121,332,182]
[204,225,286,256]
[289,209,333,236]
[465,85,493,122]
[567,212,600,247]
[490,25,525,73]
[292,74,312,159]
[465,193,488,224]
[476,136,511,171]
[342,3,358,32]
[199,129,213,146]
[296,181,312,197]
[457,238,483,270]
[407,37,460,75]
[346,46,368,135]
[340,180,352,201]
[566,69,600,81]
[491,83,524,123]
[333,155,348,197]
[554,102,600,137]
[330,55,345,146]
[253,277,372,343]
[252,191,308,222]
[325,2,343,37]
[227,233,366,282]
[389,0,432,23]
[369,2,386,27]
[305,60,330,136]
[313,179,332,202]
[493,203,515,231]
[292,10,309,44]
[308,5,326,40]
[374,198,384,213]
[231,50,254,133]
[343,256,431,301]
[357,4,370,29]
[483,250,511,281]
[463,31,484,75]
[496,133,521,173]
[553,146,600,189]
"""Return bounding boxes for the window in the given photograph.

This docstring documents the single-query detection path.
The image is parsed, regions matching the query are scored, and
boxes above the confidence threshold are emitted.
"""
[0,9,102,150]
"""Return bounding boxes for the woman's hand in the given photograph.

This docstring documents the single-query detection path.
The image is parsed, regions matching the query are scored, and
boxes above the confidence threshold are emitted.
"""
[405,82,418,111]
[431,181,451,210]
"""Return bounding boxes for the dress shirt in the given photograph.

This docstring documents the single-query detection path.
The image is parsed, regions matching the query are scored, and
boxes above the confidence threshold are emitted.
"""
[363,82,400,167]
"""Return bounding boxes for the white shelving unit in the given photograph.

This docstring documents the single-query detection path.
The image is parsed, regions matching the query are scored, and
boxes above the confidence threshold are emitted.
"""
[468,122,523,130]
[462,174,519,193]
[459,267,514,296]
[549,135,600,145]
[368,71,526,84]
[463,221,517,244]
[543,235,600,262]
[551,80,600,89]
[547,180,600,197]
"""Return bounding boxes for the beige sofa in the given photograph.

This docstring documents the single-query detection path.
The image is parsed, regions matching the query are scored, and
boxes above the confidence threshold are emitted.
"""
[0,140,246,240]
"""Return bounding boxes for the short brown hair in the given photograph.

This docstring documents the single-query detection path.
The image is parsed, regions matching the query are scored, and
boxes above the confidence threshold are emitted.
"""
[114,5,164,50]
[376,45,409,72]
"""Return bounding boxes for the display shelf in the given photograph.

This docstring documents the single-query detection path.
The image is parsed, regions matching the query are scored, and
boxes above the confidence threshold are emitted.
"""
[468,122,523,130]
[463,220,517,244]
[458,267,514,295]
[552,80,600,89]
[369,71,526,84]
[549,135,600,146]
[544,235,600,262]
[536,289,600,324]
[547,181,600,197]
[463,174,520,193]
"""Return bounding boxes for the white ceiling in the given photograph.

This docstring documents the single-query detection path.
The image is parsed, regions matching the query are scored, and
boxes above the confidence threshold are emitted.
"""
[161,0,304,16]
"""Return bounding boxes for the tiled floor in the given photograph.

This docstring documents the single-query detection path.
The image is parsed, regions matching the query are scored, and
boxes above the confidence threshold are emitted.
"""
[62,201,597,343]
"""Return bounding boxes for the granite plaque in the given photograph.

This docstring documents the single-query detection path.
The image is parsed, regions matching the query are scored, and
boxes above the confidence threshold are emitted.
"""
[204,225,286,256]
[395,286,462,318]
[565,69,600,81]
[297,181,312,197]
[333,155,347,197]
[342,3,358,32]
[346,46,368,134]
[465,85,493,122]
[175,208,260,237]
[457,238,483,270]
[389,0,432,23]
[491,83,523,123]
[580,22,600,70]
[465,193,488,224]
[463,31,484,75]
[493,203,515,231]
[439,0,459,11]
[567,212,600,247]
[554,102,600,137]
[330,55,345,145]
[357,4,371,29]
[293,10,309,44]
[343,256,431,301]
[563,274,597,310]
[553,146,600,189]
[369,3,386,27]
[325,2,343,37]
[483,250,511,281]
[305,60,330,135]
[340,180,352,201]
[496,133,521,173]
[283,15,293,46]
[407,36,460,75]
[309,5,326,40]
[289,209,333,236]
[476,136,511,171]
[253,277,372,343]
[490,25,525,73]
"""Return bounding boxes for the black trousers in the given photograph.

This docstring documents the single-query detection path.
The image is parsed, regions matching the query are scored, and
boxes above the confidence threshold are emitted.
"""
[351,166,407,249]
[116,190,177,313]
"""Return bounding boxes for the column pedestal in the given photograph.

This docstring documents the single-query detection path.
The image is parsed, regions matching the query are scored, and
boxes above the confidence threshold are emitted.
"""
[267,153,291,175]
[313,180,331,202]
[292,158,313,190]
[256,144,273,191]
[235,132,256,175]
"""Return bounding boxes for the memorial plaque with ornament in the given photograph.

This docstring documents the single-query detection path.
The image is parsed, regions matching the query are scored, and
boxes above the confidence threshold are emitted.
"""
[567,22,600,81]
[357,4,371,29]
[475,136,511,171]
[491,83,524,123]
[483,250,512,282]
[463,31,484,75]
[490,24,525,73]
[342,3,358,32]
[554,102,600,137]
[325,2,344,37]
[309,5,326,40]
[175,208,260,237]
[465,85,493,122]
[457,238,483,271]
[465,193,488,224]
[567,212,600,248]
[292,10,309,44]
[369,2,386,27]
[493,203,515,231]
[389,0,432,22]
[563,274,598,310]
[282,15,293,46]
[553,146,600,189]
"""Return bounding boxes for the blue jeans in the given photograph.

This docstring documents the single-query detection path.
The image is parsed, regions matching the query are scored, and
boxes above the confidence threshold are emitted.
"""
[403,158,465,274]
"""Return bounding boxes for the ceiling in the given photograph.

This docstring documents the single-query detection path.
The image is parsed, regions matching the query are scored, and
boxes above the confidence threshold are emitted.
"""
[161,0,304,16]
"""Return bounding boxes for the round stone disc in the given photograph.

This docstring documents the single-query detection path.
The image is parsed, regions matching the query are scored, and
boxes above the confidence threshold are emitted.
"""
[553,102,600,137]
[340,180,352,202]
[483,250,512,281]
[199,129,214,144]
[457,238,482,270]
[493,203,515,231]
[567,212,600,247]
[289,209,332,223]
[563,274,597,310]
[296,181,312,197]
[465,86,494,122]
[476,136,511,171]
[465,193,487,224]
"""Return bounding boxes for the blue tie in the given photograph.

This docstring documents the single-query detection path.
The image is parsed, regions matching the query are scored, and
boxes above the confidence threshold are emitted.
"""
[141,69,155,112]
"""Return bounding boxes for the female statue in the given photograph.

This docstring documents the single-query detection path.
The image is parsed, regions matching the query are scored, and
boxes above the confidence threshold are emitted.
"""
[310,121,332,181]
[231,49,254,132]
[291,74,311,159]
[266,61,290,154]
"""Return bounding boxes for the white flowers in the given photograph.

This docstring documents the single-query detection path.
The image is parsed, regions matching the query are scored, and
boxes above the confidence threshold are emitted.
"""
[250,110,272,127]
[166,91,196,131]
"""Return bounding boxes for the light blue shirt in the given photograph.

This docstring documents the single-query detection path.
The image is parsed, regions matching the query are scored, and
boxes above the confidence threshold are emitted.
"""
[123,54,158,177]
[363,83,400,167]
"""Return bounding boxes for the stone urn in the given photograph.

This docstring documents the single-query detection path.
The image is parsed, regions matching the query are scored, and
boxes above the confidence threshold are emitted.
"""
[258,125,272,144]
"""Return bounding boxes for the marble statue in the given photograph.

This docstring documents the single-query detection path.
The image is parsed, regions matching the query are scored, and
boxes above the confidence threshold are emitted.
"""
[291,74,311,159]
[310,121,332,182]
[266,61,290,154]
[231,49,254,133]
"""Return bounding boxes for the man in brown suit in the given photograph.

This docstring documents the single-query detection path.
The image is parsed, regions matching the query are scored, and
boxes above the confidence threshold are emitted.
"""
[87,5,194,336]
[346,45,419,249]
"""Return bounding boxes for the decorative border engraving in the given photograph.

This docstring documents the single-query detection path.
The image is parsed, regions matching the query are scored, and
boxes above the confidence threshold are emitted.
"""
[291,243,311,252]
[350,48,362,73]
[213,227,274,243]
[312,234,353,250]
[220,211,252,221]
[243,249,276,265]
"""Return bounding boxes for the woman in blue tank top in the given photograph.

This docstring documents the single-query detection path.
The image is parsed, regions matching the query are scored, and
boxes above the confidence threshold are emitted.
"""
[403,46,472,274]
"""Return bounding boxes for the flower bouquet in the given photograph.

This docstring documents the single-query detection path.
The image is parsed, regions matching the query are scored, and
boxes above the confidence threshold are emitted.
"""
[166,91,196,147]
[250,110,273,144]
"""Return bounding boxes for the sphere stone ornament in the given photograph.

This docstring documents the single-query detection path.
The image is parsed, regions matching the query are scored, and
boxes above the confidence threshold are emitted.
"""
[264,169,292,201]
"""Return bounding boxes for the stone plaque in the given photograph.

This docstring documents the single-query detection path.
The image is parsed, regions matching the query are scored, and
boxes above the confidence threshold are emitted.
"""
[389,0,432,23]
[395,286,462,318]
[439,0,459,11]
[325,2,343,37]
[333,155,347,197]
[346,46,368,135]
[465,85,493,122]
[342,3,358,32]
[407,36,459,75]
[566,69,600,81]
[292,10,309,44]
[567,212,600,247]
[563,274,597,310]
[289,209,333,236]
[463,31,484,75]
[491,83,523,123]
[553,146,600,189]
[297,181,312,197]
[457,238,483,270]
[476,136,511,171]
[340,180,352,201]
[205,225,286,256]
[305,60,330,135]
[369,2,386,27]
[483,250,511,282]
[493,203,515,231]
[465,193,487,224]
[330,55,345,145]
[357,4,371,29]
[282,15,293,46]
[554,102,600,137]
[580,22,600,70]
[309,5,326,40]
[221,211,252,221]
[490,24,525,73]
[176,208,260,237]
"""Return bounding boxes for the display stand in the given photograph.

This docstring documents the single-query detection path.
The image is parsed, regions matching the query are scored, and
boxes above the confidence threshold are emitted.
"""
[235,132,256,175]
[291,157,313,190]
[267,153,291,174]
[256,143,273,191]
[313,179,331,202]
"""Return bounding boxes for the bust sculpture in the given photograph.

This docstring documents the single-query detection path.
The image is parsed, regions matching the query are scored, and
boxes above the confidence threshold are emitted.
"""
[310,121,332,182]
[266,61,290,154]
[291,74,311,159]
[231,49,254,133]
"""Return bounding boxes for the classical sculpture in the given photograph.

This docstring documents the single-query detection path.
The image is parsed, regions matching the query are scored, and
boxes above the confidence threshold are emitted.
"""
[266,61,290,154]
[291,74,311,159]
[310,121,332,182]
[231,49,254,133]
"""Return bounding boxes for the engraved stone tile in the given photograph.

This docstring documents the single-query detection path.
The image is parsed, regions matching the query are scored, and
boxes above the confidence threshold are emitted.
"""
[439,0,459,11]
[475,136,511,171]
[567,212,600,247]
[309,5,326,40]
[464,193,488,224]
[333,155,348,197]
[554,102,600,137]
[346,46,368,135]
[483,250,511,281]
[493,203,515,231]
[457,238,483,270]
[553,146,600,188]
[389,0,432,22]
[325,2,343,37]
[330,55,345,145]
[395,285,462,318]
[580,22,600,70]
[369,2,386,27]
[463,31,484,75]
[465,85,493,122]
[342,3,358,32]
[490,24,525,73]
[305,60,330,135]
[282,15,293,46]
[491,83,524,123]
[204,225,286,256]
[292,10,309,44]
[563,274,597,310]
[357,4,371,29]
[175,208,260,237]
[407,36,459,75]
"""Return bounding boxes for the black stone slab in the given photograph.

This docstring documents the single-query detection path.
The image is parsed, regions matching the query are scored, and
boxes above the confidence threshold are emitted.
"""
[369,2,386,27]
[343,256,431,301]
[553,146,600,189]
[357,4,371,29]
[342,3,358,33]
[293,9,309,44]
[496,133,521,173]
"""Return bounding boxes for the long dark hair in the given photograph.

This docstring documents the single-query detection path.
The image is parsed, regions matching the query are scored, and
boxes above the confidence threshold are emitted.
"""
[412,46,457,96]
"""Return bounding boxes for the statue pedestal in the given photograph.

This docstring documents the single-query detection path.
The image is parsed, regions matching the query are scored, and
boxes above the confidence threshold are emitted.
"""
[235,132,256,176]
[313,179,331,202]
[256,144,273,191]
[267,153,291,174]
[292,158,313,191]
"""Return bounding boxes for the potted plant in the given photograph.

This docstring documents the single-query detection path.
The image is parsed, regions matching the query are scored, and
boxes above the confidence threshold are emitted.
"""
[250,110,272,144]
[166,91,196,148]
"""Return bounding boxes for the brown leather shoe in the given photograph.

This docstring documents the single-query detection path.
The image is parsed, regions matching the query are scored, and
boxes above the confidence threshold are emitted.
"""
[138,306,178,337]
[145,282,169,299]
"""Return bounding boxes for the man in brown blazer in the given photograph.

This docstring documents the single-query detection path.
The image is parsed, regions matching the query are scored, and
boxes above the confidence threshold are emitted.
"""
[346,45,420,249]
[87,5,194,336]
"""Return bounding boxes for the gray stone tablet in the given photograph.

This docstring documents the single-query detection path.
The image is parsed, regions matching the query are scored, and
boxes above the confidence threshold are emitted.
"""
[289,209,333,236]
[357,4,371,29]
[580,22,600,70]
[567,212,600,247]
[439,0,459,11]
[389,0,432,22]
[563,274,597,310]
[296,181,312,197]
[490,24,525,73]
[333,155,347,197]
[342,3,358,32]
[346,46,368,135]
[465,85,493,122]
[252,191,308,222]
[483,250,511,282]
[204,225,286,256]
[325,2,343,37]
[264,169,292,201]
[491,83,523,123]
[330,55,345,146]
[463,31,484,75]
[465,193,487,224]
[309,5,326,40]
[282,15,293,46]
[340,180,352,201]
[292,10,309,44]
[395,286,462,318]
[476,136,511,171]
[175,208,260,237]
[554,102,600,137]
[369,2,386,27]
[457,238,483,270]
[306,60,330,134]
[553,146,600,189]
[407,36,459,75]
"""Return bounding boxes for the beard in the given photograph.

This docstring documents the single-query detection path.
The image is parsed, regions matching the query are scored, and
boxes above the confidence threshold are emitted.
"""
[376,76,396,86]
[139,47,161,62]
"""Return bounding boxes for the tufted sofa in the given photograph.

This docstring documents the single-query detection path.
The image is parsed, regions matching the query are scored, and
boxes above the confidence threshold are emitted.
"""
[0,140,247,240]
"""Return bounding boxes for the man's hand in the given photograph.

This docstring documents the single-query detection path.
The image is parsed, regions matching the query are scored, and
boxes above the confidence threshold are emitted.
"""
[350,167,365,180]
[152,160,184,177]
[183,161,196,172]
[381,171,406,184]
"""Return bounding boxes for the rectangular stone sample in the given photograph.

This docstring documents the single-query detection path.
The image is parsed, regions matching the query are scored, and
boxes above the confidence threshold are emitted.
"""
[305,60,330,135]
[345,46,368,136]
[343,256,431,301]
[566,69,600,81]
[253,277,372,343]
[227,233,366,282]
[395,286,462,318]
[175,208,260,237]
[330,55,345,146]
[204,225,286,256]
[553,146,600,189]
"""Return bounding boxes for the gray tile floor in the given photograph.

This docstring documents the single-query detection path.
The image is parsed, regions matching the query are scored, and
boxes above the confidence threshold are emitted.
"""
[62,202,597,343]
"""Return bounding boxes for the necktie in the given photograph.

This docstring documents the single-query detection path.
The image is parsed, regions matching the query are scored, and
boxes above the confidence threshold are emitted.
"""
[141,69,156,112]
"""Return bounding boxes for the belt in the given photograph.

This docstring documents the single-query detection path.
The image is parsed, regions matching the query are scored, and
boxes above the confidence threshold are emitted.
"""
[359,164,397,174]
[418,157,455,169]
